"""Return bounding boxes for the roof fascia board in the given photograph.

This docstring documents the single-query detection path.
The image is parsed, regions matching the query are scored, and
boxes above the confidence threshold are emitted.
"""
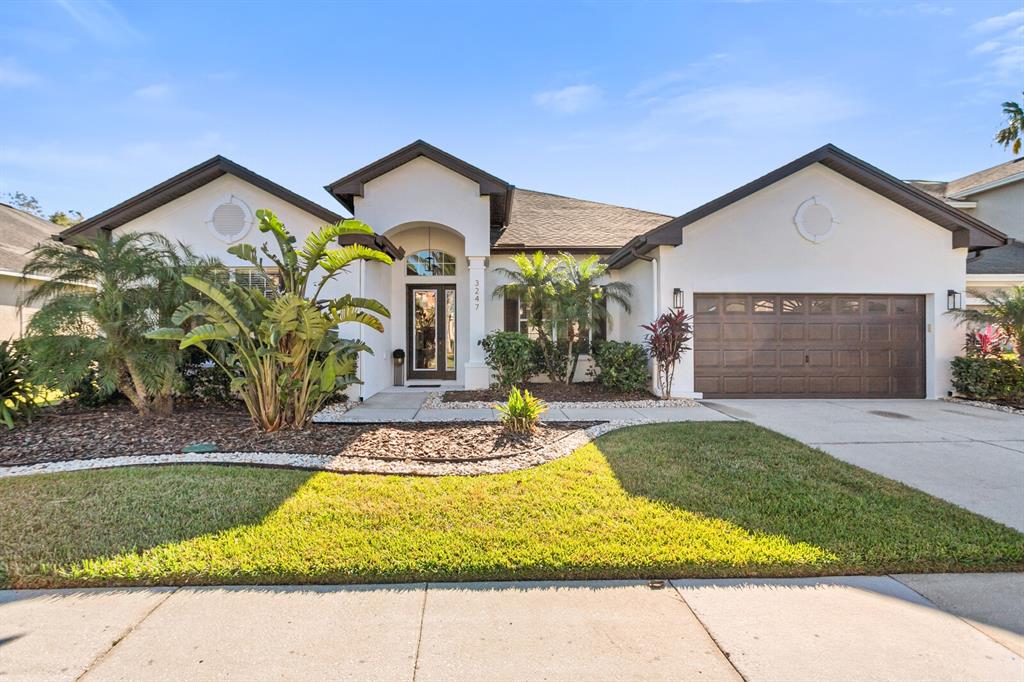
[605,143,1008,269]
[61,156,342,240]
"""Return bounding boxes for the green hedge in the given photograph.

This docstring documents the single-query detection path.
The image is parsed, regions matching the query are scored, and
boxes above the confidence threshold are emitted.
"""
[480,332,537,388]
[592,341,650,392]
[950,356,1024,402]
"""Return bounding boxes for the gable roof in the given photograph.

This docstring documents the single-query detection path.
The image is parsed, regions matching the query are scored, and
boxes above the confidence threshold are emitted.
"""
[945,157,1024,198]
[0,203,61,274]
[493,188,672,252]
[60,156,343,241]
[605,143,1008,269]
[324,140,514,232]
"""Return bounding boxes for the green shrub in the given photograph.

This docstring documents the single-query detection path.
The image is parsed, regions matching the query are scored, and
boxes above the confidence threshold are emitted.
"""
[480,331,537,388]
[591,341,649,392]
[0,340,40,428]
[180,363,235,403]
[950,356,1024,402]
[495,386,547,434]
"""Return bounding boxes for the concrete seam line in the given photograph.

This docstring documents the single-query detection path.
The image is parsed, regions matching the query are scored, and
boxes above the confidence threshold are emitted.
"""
[668,581,749,682]
[887,574,1022,657]
[411,582,428,682]
[74,587,178,681]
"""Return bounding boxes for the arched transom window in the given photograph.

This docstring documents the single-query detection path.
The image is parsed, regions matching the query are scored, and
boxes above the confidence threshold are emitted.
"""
[407,250,457,276]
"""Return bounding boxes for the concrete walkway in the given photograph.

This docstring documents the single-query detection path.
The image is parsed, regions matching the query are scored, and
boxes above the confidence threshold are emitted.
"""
[2,575,1021,681]
[331,388,731,424]
[704,399,1024,531]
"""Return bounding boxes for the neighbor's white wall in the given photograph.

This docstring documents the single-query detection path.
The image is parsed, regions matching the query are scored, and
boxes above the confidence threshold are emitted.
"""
[964,182,1023,241]
[354,157,492,256]
[0,275,46,340]
[656,163,966,399]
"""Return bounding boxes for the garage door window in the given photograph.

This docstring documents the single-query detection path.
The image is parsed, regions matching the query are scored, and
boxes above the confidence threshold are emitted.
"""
[837,298,860,314]
[866,298,888,314]
[782,297,803,314]
[810,297,832,314]
[725,298,747,313]
[753,297,776,313]
[695,296,719,314]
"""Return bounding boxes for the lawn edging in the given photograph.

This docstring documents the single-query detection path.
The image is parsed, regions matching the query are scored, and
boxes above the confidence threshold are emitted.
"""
[0,419,671,479]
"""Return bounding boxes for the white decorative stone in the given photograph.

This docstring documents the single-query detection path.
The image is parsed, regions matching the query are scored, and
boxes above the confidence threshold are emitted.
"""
[0,419,681,480]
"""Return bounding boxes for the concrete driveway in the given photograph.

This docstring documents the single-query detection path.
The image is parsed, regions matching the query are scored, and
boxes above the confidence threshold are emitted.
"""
[703,399,1024,531]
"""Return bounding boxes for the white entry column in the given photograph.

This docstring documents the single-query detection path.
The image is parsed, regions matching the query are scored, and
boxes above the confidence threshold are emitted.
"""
[465,256,489,389]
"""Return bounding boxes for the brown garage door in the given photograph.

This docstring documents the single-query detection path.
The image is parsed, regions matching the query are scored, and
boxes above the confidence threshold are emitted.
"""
[693,294,925,398]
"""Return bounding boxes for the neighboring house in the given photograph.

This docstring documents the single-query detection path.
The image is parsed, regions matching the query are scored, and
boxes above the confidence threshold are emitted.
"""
[908,158,1024,308]
[0,203,60,339]
[62,140,1007,401]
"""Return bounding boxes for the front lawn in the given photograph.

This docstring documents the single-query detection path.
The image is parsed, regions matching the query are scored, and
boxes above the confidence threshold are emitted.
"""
[1,422,1020,588]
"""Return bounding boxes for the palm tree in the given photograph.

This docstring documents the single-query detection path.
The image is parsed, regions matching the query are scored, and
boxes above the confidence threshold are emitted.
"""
[21,232,218,415]
[493,251,563,381]
[995,94,1023,155]
[950,285,1024,360]
[555,254,632,383]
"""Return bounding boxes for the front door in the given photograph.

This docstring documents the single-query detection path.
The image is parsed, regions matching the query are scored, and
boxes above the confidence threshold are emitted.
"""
[407,284,457,380]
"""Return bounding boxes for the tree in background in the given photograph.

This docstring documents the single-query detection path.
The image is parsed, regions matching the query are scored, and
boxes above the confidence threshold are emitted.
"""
[2,191,83,226]
[995,93,1023,155]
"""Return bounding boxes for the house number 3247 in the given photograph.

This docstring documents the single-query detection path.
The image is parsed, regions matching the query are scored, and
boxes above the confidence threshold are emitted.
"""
[473,279,480,310]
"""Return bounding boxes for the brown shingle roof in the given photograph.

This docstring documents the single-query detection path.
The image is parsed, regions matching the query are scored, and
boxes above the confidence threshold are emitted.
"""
[495,188,672,251]
[0,203,60,274]
[946,157,1024,198]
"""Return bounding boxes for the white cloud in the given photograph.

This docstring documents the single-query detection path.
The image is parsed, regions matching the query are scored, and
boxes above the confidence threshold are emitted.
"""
[55,0,144,46]
[971,8,1024,33]
[134,83,171,100]
[0,58,41,87]
[971,40,1001,54]
[533,84,603,114]
[628,54,731,100]
[651,83,862,130]
[965,11,1024,88]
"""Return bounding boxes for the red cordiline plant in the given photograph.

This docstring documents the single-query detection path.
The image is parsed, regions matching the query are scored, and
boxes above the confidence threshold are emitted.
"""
[642,308,693,398]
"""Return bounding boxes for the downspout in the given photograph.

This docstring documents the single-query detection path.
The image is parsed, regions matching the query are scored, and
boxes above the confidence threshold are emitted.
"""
[357,259,365,402]
[627,245,658,320]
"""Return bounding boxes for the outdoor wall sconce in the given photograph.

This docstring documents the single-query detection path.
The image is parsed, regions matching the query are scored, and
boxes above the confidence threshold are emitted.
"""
[673,288,684,309]
[947,289,963,311]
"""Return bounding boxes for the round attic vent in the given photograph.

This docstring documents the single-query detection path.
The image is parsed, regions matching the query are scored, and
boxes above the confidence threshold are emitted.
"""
[206,196,253,243]
[794,196,839,243]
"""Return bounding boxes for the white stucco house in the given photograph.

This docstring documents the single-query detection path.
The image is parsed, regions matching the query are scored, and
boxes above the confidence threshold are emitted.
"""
[0,203,60,340]
[59,140,1008,401]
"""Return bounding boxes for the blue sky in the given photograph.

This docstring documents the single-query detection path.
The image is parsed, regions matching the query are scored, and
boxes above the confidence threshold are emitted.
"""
[1,0,1022,220]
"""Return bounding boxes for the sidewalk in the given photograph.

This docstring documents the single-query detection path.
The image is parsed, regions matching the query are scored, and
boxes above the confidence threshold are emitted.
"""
[322,389,732,423]
[3,574,1021,681]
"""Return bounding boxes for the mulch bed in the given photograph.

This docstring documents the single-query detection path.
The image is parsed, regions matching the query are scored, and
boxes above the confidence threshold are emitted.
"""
[0,403,592,467]
[443,382,656,403]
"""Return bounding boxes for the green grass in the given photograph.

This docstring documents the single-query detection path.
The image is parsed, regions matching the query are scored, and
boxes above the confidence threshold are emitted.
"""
[0,422,1020,588]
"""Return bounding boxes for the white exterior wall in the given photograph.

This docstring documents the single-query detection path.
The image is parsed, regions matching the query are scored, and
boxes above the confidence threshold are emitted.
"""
[0,275,47,340]
[963,182,1024,241]
[654,164,966,399]
[108,174,376,399]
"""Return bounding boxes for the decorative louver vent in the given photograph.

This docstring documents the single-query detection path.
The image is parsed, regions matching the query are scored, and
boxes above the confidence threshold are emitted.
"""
[206,196,253,243]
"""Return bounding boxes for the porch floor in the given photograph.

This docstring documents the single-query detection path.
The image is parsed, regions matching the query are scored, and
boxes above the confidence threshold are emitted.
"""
[321,389,727,424]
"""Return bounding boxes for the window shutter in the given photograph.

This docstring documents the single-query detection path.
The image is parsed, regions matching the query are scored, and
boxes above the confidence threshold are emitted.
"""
[504,295,519,332]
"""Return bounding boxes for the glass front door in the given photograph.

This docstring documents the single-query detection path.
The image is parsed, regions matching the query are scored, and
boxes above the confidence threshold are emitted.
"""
[407,284,456,380]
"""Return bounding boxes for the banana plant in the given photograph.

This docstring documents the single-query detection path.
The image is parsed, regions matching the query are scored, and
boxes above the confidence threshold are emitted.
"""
[150,211,392,431]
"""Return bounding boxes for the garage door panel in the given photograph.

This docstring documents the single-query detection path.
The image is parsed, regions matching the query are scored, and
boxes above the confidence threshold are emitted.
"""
[694,323,720,341]
[694,293,925,398]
